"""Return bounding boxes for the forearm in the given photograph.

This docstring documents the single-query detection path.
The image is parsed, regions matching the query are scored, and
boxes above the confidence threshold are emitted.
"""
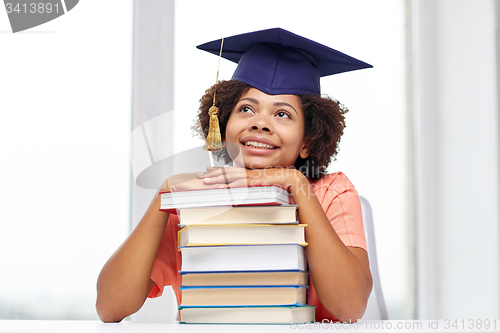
[96,190,169,322]
[289,173,372,322]
[197,167,372,320]
[96,174,220,322]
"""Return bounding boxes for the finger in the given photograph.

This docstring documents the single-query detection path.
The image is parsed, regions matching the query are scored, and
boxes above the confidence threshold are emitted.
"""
[207,170,255,185]
[227,178,271,188]
[198,167,246,179]
[206,166,223,172]
[225,178,251,188]
[197,167,221,178]
[202,172,247,185]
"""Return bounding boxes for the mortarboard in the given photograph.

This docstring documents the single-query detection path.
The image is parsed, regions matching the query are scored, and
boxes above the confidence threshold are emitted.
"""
[197,27,372,96]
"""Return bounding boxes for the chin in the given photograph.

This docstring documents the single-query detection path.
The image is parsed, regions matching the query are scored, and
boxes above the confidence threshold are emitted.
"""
[243,162,267,170]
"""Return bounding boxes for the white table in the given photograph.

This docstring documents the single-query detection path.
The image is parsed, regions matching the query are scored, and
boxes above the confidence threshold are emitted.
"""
[1,320,500,333]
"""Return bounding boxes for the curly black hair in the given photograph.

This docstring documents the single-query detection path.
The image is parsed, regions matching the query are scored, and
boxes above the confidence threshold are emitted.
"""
[192,80,347,179]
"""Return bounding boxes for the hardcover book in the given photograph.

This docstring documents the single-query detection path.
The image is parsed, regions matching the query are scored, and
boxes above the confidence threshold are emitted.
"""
[179,305,315,324]
[178,224,307,247]
[180,244,307,272]
[160,185,291,213]
[178,204,298,226]
[179,285,308,306]
[180,270,308,287]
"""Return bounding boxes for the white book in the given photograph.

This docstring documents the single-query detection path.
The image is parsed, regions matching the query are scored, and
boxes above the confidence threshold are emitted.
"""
[178,205,298,226]
[179,285,308,306]
[178,224,306,247]
[180,270,308,287]
[179,306,315,324]
[160,186,291,213]
[180,244,307,272]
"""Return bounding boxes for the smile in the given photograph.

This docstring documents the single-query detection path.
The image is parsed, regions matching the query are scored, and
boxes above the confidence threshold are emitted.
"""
[244,141,277,149]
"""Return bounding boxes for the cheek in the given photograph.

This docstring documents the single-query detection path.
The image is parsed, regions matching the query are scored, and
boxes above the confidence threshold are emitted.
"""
[282,126,305,146]
[224,118,241,160]
[224,123,235,142]
[224,114,244,142]
[224,113,235,134]
[223,118,233,141]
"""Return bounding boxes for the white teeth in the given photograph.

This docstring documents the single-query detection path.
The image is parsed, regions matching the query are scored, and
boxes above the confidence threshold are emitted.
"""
[245,141,276,149]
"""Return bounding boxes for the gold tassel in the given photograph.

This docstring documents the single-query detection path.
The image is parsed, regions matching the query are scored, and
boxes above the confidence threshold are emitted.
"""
[204,104,223,151]
[204,38,224,151]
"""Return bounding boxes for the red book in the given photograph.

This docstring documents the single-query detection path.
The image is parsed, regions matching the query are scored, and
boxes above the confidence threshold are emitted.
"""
[159,185,291,214]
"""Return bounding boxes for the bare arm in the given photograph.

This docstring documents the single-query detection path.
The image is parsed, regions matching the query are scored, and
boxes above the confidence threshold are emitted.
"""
[96,174,223,322]
[95,187,169,322]
[199,167,372,322]
[290,172,372,322]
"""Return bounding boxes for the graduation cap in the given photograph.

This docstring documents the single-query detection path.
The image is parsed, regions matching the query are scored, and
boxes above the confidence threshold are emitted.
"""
[197,27,372,95]
[197,27,372,150]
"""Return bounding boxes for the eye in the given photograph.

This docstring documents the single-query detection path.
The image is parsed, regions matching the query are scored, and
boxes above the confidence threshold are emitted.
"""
[276,111,291,119]
[239,106,253,113]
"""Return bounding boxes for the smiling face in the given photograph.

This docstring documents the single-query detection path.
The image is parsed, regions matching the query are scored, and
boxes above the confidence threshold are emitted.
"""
[224,88,309,169]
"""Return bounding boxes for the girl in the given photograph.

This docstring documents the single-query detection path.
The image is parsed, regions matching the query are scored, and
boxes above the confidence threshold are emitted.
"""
[96,28,373,323]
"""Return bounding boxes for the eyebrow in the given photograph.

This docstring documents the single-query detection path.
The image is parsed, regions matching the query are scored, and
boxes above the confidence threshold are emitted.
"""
[239,97,298,114]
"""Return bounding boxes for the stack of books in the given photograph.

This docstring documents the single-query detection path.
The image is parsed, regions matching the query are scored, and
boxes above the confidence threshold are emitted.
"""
[160,185,315,324]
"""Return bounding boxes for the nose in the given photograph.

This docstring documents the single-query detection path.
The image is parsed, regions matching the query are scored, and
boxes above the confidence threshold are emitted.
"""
[249,114,273,133]
[251,124,271,132]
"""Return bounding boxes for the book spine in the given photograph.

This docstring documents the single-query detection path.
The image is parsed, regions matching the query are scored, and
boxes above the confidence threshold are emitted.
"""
[172,190,314,322]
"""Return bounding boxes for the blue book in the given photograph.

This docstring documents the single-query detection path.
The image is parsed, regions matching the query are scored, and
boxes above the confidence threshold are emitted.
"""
[179,285,308,307]
[179,270,308,286]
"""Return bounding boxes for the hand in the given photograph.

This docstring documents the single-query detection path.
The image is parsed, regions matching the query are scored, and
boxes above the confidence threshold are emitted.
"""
[197,166,307,194]
[162,172,224,192]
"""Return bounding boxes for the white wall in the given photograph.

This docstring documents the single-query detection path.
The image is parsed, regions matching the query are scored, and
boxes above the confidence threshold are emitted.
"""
[0,1,132,319]
[413,0,500,319]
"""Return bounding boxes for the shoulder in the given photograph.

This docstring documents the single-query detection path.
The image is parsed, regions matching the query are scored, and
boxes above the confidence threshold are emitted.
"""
[308,172,357,196]
[307,172,360,208]
[308,173,366,250]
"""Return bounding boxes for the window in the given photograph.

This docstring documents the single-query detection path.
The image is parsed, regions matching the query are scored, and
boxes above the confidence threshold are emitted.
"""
[0,1,133,319]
